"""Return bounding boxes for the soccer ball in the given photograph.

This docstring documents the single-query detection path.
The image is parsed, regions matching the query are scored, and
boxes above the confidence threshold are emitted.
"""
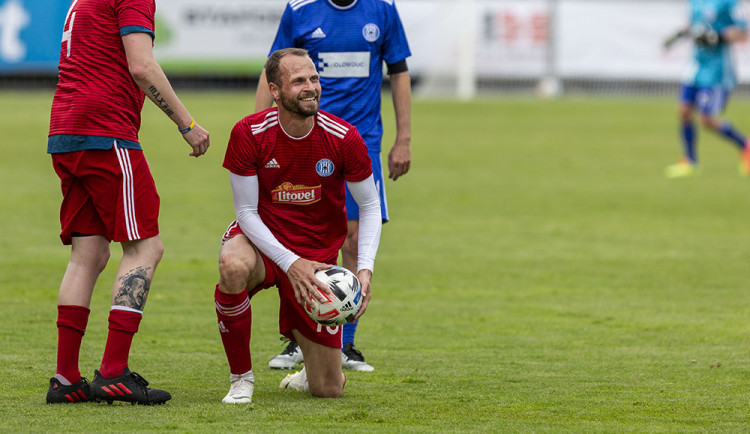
[304,266,362,326]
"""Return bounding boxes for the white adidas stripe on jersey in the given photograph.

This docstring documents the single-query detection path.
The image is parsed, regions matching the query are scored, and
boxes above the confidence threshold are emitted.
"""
[317,121,345,139]
[318,112,349,134]
[290,0,318,11]
[252,112,279,135]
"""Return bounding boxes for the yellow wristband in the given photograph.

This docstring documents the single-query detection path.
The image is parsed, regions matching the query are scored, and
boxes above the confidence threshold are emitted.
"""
[179,119,195,134]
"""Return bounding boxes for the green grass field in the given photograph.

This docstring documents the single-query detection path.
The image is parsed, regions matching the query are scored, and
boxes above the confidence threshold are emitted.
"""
[2,90,750,432]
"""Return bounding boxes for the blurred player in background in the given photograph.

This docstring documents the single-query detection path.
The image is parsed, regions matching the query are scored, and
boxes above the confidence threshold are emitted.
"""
[256,0,412,373]
[216,48,381,403]
[664,0,749,178]
[46,0,209,405]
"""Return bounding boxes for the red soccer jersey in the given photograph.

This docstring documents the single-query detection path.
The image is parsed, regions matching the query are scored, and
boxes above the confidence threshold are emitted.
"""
[49,0,155,142]
[223,109,373,262]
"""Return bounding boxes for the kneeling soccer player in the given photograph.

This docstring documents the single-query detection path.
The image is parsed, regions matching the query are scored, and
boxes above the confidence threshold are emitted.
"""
[214,48,382,403]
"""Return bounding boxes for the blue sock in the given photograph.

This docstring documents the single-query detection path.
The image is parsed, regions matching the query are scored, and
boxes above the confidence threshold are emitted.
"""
[682,122,697,163]
[342,320,357,349]
[719,121,746,150]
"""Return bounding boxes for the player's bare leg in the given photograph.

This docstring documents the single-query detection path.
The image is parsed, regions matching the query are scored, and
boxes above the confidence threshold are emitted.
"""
[90,235,171,405]
[216,235,265,404]
[288,329,345,398]
[58,235,111,306]
[219,235,266,294]
[111,235,163,309]
[47,235,111,403]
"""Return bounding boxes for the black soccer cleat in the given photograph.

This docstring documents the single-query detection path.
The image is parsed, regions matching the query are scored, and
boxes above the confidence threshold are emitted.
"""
[90,368,171,405]
[46,376,92,404]
[341,342,375,372]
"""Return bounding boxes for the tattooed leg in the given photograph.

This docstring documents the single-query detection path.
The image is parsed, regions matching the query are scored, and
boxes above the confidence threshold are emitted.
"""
[113,266,152,311]
[111,236,164,311]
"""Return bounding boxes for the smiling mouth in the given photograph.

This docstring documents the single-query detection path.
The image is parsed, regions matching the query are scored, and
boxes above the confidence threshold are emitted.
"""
[300,95,318,102]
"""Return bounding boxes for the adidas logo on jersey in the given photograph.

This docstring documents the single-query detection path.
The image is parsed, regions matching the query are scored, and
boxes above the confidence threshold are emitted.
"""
[265,158,280,169]
[311,27,326,39]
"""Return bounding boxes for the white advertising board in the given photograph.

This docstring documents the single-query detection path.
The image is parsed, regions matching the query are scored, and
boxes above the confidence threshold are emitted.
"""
[153,0,282,66]
[150,0,750,83]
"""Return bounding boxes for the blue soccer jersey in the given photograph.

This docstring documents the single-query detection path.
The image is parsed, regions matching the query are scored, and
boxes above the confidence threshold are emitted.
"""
[270,0,411,152]
[686,0,747,89]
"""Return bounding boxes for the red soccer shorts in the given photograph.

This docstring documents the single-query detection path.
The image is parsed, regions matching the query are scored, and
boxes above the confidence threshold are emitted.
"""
[222,221,343,348]
[51,146,160,245]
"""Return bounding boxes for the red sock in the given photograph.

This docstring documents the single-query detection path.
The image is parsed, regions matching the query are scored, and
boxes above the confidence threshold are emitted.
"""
[56,305,90,384]
[215,285,252,374]
[99,309,142,378]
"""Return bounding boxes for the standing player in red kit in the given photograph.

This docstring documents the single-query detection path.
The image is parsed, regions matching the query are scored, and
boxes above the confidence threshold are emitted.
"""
[46,0,210,405]
[215,48,382,403]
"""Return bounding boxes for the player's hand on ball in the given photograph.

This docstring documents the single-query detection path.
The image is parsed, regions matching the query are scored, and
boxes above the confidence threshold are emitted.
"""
[287,259,332,306]
[353,269,372,321]
[183,123,210,157]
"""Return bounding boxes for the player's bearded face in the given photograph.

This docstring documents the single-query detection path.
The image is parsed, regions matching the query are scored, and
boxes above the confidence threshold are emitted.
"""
[277,56,321,117]
[279,84,320,117]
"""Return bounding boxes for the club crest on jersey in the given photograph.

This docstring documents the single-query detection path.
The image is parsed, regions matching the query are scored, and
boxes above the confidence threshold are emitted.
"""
[316,159,335,177]
[272,182,321,205]
[363,23,380,42]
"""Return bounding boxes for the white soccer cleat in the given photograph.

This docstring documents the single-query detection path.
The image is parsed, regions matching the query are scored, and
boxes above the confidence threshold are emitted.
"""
[341,343,374,372]
[268,340,304,369]
[279,367,309,392]
[222,371,254,404]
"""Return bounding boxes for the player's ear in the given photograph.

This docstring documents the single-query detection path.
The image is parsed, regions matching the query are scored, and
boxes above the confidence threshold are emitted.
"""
[269,82,281,102]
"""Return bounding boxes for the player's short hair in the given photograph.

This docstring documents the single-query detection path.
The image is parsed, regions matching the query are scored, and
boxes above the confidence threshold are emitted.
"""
[265,48,311,86]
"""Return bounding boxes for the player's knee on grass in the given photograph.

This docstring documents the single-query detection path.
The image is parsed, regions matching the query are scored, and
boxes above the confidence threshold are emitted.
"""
[309,373,345,398]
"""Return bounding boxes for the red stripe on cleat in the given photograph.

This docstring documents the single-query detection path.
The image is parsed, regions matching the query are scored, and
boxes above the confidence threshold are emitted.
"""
[102,386,117,397]
[116,383,132,394]
[65,394,75,403]
[78,391,87,399]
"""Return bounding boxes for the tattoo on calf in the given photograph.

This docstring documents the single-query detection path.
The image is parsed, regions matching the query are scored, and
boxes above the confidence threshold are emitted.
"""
[114,266,151,311]
[148,85,175,116]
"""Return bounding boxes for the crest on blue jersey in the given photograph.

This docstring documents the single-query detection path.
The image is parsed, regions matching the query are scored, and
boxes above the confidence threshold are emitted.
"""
[316,159,335,177]
[362,23,380,42]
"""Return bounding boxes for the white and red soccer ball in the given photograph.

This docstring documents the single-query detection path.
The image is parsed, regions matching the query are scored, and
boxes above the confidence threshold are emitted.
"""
[304,266,362,326]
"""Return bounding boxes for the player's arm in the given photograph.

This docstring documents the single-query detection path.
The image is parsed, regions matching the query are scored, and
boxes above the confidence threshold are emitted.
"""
[122,32,210,157]
[663,27,690,50]
[691,22,746,47]
[254,68,275,113]
[387,66,412,181]
[229,172,330,304]
[720,25,748,43]
[345,175,382,320]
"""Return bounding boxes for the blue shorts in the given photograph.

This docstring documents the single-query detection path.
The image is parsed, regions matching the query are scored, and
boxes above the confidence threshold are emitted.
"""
[345,151,389,222]
[680,84,730,117]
